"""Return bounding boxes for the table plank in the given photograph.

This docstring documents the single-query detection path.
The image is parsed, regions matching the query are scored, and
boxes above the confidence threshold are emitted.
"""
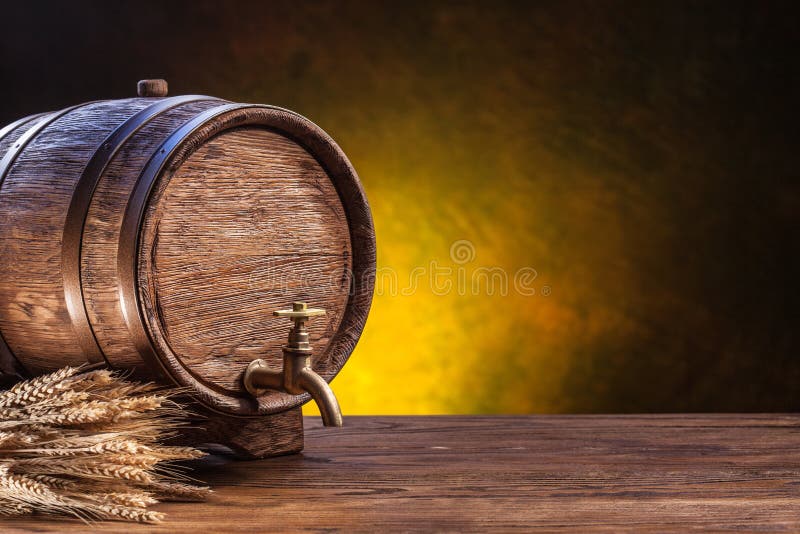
[3,415,799,532]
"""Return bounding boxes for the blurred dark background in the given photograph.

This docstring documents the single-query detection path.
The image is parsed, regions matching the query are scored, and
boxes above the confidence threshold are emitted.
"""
[1,0,798,414]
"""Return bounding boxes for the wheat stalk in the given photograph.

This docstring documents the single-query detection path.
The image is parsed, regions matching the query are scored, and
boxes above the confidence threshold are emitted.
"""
[0,366,210,523]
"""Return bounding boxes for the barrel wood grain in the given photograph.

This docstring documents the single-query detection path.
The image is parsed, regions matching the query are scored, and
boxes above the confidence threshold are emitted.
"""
[0,111,52,385]
[138,128,352,395]
[123,104,374,416]
[3,415,799,532]
[0,99,151,373]
[81,98,225,373]
[175,406,305,460]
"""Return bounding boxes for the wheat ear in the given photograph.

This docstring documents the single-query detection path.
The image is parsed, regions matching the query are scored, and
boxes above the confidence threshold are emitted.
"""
[0,366,210,523]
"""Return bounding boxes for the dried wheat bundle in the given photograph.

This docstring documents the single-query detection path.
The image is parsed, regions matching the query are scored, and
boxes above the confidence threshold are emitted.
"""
[0,366,210,523]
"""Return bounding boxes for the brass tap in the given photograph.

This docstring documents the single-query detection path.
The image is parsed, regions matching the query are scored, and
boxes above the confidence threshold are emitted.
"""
[243,302,343,427]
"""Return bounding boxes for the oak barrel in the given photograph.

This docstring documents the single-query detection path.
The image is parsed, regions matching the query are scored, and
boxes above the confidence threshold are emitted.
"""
[0,81,375,418]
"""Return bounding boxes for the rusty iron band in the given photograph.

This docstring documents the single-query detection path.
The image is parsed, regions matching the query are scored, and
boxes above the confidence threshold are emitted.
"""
[0,102,99,378]
[62,95,218,367]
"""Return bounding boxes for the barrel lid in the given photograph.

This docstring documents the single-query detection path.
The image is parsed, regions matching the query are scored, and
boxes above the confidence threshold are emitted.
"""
[118,104,375,416]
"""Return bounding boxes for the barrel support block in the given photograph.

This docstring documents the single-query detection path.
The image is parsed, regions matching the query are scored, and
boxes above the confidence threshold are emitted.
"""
[174,406,304,459]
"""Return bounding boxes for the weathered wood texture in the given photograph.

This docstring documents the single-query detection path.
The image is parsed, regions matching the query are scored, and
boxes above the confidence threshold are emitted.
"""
[122,104,375,417]
[81,98,224,372]
[175,406,305,460]
[0,99,152,372]
[0,97,375,421]
[4,415,798,532]
[137,127,352,396]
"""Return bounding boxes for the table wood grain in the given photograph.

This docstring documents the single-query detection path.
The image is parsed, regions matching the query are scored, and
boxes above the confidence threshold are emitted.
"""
[3,415,799,532]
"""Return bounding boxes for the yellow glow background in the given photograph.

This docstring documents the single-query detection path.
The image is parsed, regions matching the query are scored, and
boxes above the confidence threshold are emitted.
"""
[3,1,798,414]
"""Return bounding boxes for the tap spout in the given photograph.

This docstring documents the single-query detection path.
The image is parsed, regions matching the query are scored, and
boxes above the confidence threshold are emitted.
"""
[243,353,343,427]
[243,301,343,427]
[297,367,342,427]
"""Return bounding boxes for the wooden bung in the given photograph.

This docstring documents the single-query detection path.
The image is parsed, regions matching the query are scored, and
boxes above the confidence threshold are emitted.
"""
[0,80,376,457]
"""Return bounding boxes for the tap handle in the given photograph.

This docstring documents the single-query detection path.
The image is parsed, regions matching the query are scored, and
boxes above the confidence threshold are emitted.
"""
[274,301,326,323]
[275,302,325,352]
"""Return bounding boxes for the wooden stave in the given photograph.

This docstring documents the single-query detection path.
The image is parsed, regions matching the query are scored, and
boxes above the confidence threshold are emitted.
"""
[0,111,55,384]
[0,102,108,377]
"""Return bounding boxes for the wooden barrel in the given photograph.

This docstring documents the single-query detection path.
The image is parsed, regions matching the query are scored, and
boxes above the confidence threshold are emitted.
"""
[0,80,375,417]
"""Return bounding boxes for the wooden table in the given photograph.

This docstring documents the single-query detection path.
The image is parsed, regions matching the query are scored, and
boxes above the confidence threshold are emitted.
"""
[4,415,799,532]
